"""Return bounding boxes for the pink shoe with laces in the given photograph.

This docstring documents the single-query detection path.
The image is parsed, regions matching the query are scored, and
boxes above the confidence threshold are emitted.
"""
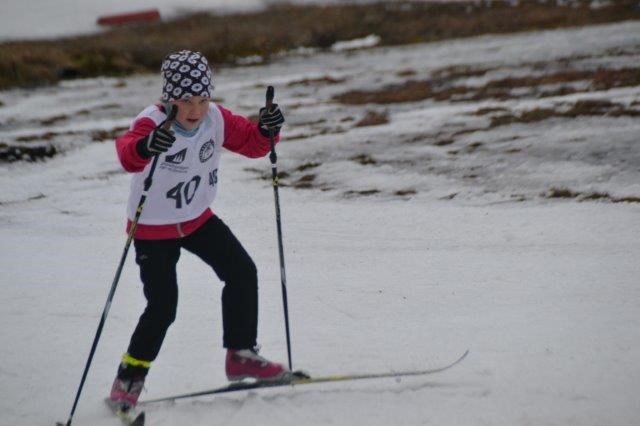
[107,355,149,408]
[108,375,145,408]
[225,347,288,382]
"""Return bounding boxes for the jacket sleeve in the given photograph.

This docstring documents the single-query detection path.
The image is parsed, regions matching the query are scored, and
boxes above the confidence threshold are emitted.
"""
[115,117,156,172]
[219,105,279,158]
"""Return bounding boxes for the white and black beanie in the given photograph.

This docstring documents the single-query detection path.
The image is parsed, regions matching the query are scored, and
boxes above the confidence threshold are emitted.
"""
[160,50,213,102]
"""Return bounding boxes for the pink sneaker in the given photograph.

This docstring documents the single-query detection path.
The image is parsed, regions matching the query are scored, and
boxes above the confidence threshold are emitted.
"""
[108,376,145,408]
[226,348,288,381]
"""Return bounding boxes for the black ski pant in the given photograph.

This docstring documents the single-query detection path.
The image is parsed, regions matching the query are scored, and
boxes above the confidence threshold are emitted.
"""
[127,215,258,362]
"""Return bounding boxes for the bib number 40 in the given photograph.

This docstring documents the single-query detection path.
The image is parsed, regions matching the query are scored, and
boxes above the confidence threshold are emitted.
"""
[166,169,217,209]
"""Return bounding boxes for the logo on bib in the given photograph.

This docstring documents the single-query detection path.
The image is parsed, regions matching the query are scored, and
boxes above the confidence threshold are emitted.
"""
[199,139,215,163]
[165,148,187,164]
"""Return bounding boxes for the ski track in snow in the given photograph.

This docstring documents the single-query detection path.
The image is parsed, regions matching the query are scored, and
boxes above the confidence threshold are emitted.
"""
[1,22,640,426]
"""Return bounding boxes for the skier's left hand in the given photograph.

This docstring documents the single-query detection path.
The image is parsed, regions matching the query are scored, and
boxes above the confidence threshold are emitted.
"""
[258,104,285,137]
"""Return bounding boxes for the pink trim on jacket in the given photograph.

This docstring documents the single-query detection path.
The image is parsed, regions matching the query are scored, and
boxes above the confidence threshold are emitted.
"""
[115,103,279,240]
[125,209,214,240]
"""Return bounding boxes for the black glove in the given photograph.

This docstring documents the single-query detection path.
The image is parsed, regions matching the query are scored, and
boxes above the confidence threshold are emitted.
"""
[258,104,285,137]
[136,127,176,159]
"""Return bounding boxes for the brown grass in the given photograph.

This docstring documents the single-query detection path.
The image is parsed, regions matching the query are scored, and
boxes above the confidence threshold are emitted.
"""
[544,187,640,203]
[295,161,322,172]
[0,124,132,163]
[350,154,378,165]
[91,127,130,142]
[396,69,417,77]
[489,108,556,127]
[0,144,57,162]
[488,99,640,127]
[293,174,317,189]
[40,115,69,126]
[287,76,345,87]
[2,1,640,90]
[567,99,640,117]
[334,66,640,105]
[244,167,291,183]
[486,67,640,93]
[345,189,381,197]
[14,132,66,142]
[440,193,458,200]
[431,65,494,80]
[592,68,640,89]
[467,142,484,152]
[335,80,433,105]
[434,138,455,146]
[505,148,522,154]
[355,110,389,127]
[474,107,509,116]
[394,189,417,196]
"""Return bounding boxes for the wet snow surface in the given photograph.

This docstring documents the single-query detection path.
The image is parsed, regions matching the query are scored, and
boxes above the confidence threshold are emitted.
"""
[1,22,639,426]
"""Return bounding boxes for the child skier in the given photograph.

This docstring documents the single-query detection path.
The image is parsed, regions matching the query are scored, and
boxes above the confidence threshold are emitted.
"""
[109,50,287,408]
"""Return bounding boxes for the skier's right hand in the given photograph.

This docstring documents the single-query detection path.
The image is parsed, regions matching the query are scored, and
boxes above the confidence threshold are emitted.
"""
[136,127,176,159]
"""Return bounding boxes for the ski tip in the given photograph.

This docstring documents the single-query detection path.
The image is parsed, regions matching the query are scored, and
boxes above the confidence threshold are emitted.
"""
[291,370,311,380]
[449,349,470,367]
[132,411,146,426]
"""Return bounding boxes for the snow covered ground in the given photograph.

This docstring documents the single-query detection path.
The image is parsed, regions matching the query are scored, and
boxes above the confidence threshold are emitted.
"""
[1,21,640,426]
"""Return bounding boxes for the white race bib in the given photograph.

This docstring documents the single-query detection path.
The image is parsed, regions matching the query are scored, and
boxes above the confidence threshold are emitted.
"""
[126,103,225,225]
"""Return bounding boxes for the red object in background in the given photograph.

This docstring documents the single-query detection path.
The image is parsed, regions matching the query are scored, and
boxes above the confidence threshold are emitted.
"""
[97,9,161,26]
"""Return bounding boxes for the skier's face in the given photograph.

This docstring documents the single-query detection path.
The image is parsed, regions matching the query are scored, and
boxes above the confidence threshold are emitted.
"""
[172,96,209,129]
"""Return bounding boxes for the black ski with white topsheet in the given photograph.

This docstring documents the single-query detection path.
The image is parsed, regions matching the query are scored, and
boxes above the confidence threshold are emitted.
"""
[141,350,469,405]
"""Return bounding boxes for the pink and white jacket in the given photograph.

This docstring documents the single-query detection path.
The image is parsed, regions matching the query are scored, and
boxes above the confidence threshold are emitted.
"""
[115,103,277,240]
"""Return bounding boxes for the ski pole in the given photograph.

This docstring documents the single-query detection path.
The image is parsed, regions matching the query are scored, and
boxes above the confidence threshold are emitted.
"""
[265,86,293,371]
[59,105,177,426]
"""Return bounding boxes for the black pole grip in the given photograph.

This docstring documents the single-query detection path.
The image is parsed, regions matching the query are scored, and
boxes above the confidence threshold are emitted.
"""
[163,104,178,130]
[266,86,274,111]
[144,104,177,192]
[265,86,277,163]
